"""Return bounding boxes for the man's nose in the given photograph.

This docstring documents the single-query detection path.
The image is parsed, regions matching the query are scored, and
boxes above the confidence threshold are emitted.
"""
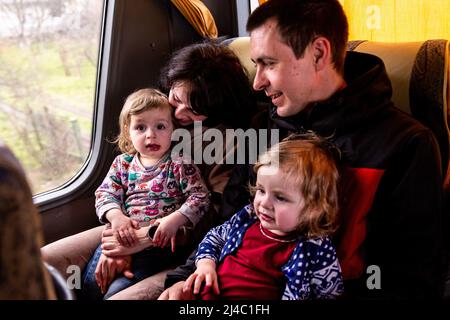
[253,67,268,91]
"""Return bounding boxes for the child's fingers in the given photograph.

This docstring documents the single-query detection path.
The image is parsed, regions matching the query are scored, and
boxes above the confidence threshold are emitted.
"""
[193,274,205,295]
[126,228,137,246]
[119,229,132,247]
[205,273,213,288]
[212,277,220,295]
[160,236,169,248]
[205,273,220,294]
[114,230,126,247]
[153,228,161,245]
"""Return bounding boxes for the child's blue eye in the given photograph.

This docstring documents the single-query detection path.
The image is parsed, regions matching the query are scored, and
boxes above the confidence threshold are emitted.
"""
[137,125,145,131]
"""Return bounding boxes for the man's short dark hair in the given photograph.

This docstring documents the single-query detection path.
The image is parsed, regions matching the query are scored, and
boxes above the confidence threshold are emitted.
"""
[247,0,348,74]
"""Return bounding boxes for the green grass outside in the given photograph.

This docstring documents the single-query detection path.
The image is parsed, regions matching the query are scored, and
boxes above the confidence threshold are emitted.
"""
[0,39,97,194]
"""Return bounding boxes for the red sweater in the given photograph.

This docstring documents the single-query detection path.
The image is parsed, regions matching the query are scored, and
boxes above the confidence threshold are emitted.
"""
[202,221,297,300]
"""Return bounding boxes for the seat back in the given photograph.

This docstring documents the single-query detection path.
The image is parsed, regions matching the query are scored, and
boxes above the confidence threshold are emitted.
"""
[348,40,450,183]
[44,262,75,300]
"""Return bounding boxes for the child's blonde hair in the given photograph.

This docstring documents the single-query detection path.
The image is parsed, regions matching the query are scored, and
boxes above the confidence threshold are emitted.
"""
[253,132,340,238]
[115,88,175,154]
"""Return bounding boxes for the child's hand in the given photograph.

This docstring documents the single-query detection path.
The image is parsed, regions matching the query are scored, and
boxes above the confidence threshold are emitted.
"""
[152,211,188,252]
[183,259,219,295]
[106,209,140,247]
[101,226,153,256]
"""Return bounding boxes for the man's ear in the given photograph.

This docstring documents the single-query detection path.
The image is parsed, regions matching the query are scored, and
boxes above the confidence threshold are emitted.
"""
[311,37,331,71]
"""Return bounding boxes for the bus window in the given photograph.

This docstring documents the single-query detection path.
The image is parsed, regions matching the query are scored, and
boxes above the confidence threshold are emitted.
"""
[0,0,103,195]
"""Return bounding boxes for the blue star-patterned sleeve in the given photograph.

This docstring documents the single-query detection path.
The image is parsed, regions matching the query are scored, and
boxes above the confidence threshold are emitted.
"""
[195,219,230,264]
[195,207,250,264]
[309,237,344,299]
[195,205,254,265]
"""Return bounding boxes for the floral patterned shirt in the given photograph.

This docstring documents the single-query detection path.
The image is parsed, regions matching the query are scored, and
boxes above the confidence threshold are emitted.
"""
[95,152,210,226]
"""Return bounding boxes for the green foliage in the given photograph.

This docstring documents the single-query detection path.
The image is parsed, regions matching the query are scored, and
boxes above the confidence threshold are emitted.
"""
[0,38,97,194]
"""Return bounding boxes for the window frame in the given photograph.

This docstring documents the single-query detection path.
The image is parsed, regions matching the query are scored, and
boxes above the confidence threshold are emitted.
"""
[34,0,116,210]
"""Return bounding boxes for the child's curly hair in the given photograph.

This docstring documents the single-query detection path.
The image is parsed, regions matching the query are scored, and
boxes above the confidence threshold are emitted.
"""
[252,132,341,238]
[114,88,177,154]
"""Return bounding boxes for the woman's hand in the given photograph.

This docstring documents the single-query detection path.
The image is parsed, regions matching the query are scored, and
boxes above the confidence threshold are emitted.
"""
[157,281,196,300]
[101,226,152,256]
[94,253,133,294]
[183,258,219,295]
[105,209,140,247]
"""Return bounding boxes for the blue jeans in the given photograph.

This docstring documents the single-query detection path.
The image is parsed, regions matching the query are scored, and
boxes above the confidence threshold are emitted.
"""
[80,244,179,300]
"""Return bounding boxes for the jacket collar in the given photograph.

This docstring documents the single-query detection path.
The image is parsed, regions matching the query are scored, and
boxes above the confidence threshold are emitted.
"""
[270,51,393,137]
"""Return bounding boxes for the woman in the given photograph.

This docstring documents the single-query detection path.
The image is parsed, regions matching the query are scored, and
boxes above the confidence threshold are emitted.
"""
[163,41,255,129]
[41,41,257,300]
[162,41,257,201]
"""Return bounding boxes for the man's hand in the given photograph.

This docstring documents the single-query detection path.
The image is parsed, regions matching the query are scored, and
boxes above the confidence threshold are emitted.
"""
[94,254,133,294]
[157,281,196,300]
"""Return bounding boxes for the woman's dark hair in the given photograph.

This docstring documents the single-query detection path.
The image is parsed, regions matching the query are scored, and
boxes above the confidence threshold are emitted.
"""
[247,0,348,74]
[161,41,257,129]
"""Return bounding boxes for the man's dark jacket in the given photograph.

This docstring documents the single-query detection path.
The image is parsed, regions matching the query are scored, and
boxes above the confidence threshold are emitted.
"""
[165,51,445,299]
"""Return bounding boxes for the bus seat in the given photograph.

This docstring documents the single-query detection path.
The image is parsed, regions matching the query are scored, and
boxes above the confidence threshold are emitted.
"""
[0,141,56,299]
[346,42,450,295]
[44,262,75,300]
[347,40,450,182]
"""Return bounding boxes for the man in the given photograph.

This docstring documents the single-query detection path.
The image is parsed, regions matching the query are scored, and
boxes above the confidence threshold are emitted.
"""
[160,0,445,299]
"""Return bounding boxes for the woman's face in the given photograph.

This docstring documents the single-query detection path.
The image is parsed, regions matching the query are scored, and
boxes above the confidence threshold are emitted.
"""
[168,82,207,126]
